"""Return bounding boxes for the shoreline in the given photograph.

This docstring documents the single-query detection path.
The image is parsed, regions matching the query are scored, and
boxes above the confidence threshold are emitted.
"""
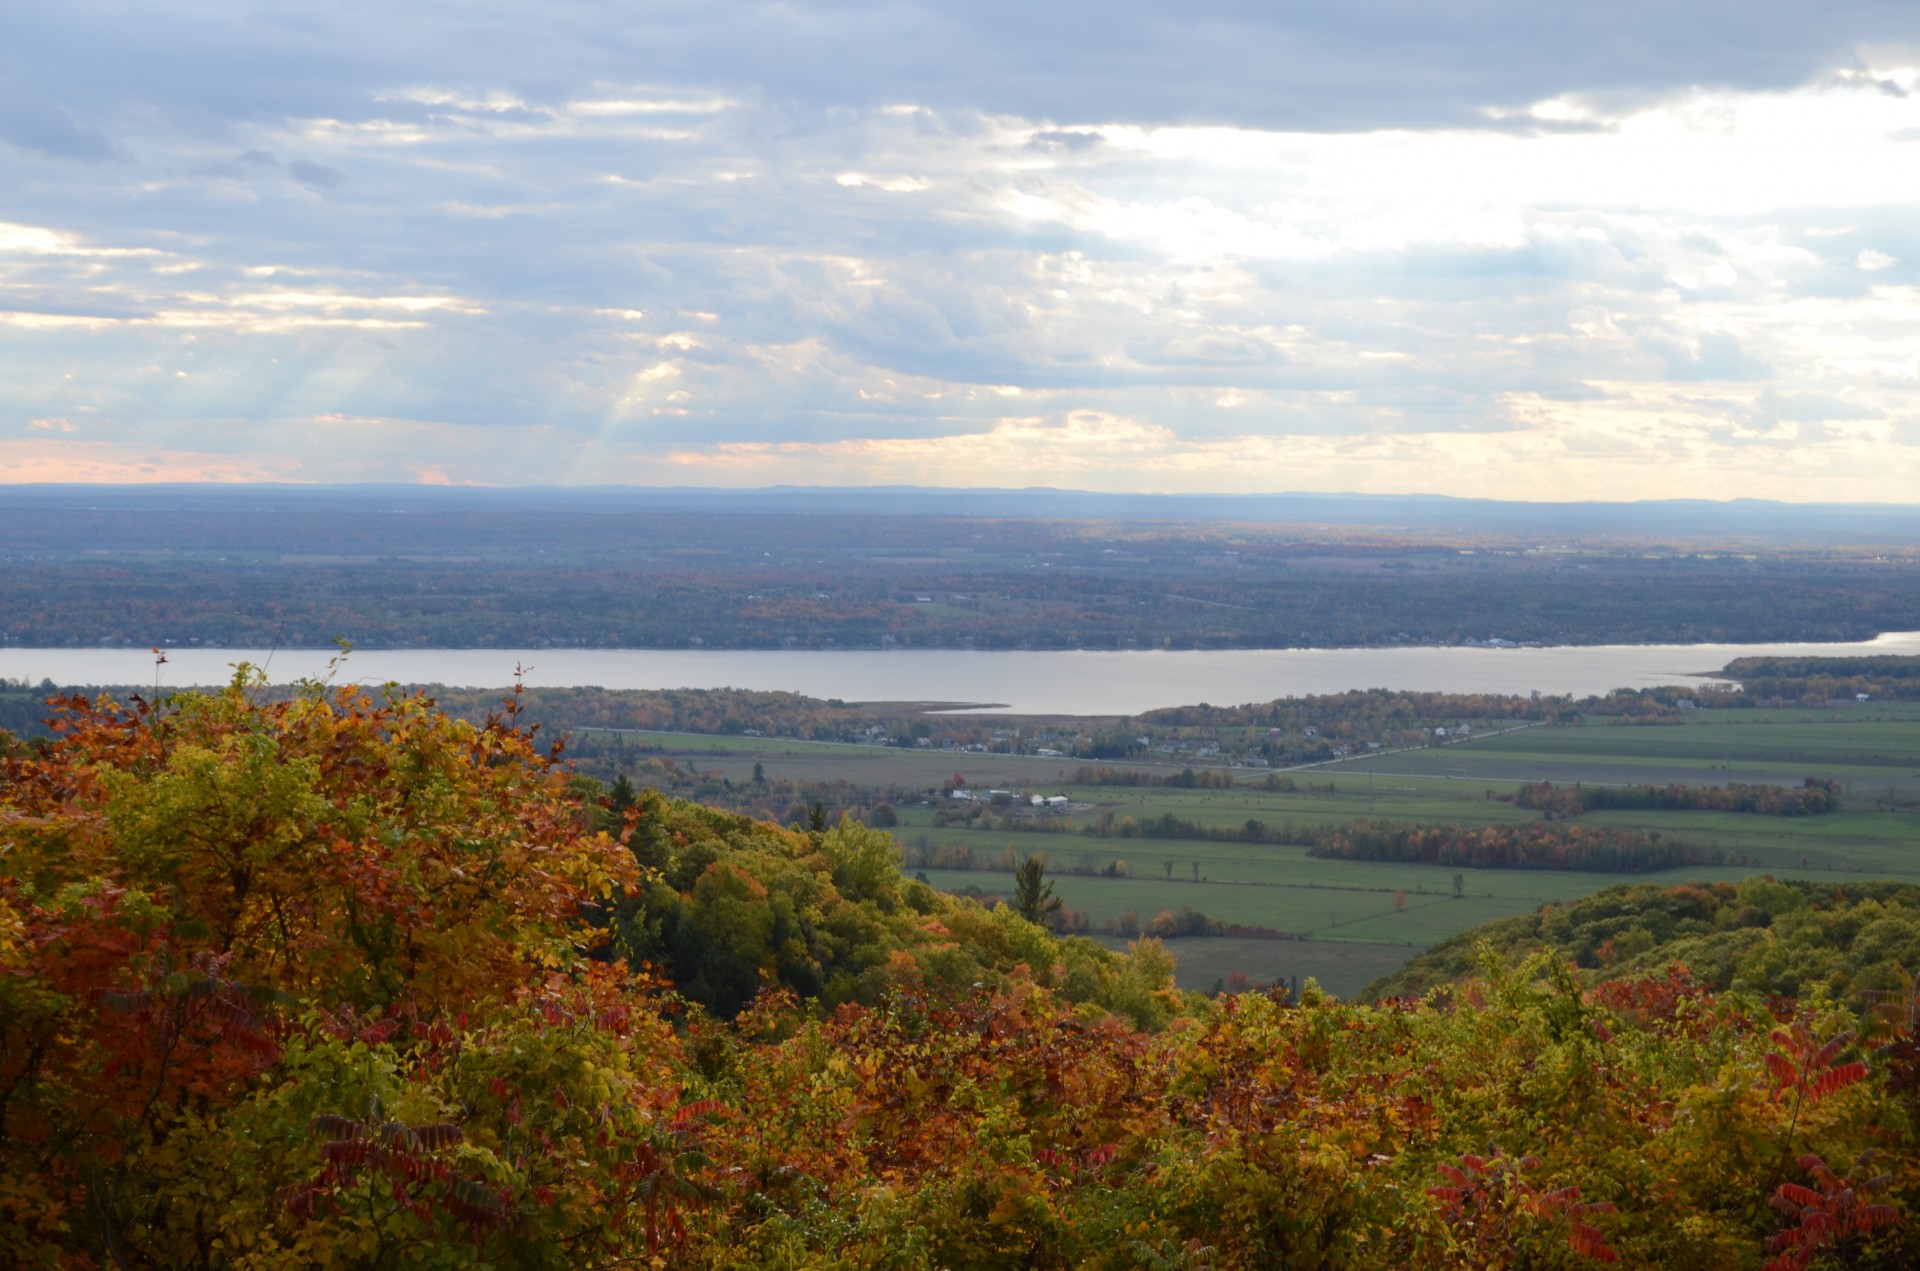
[6,634,1916,716]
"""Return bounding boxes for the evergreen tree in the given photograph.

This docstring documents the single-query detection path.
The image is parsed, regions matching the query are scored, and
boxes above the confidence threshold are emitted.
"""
[1013,855,1062,925]
[609,772,637,812]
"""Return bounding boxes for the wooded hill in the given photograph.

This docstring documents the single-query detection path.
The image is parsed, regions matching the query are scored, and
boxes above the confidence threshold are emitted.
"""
[3,683,1916,1267]
[1367,877,1920,1009]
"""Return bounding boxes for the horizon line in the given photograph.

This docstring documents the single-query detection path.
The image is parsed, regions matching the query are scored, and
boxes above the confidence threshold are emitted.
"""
[4,481,1920,512]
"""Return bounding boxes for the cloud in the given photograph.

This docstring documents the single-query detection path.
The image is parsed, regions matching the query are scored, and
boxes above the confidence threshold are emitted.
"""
[1752,389,1884,422]
[4,5,1920,498]
[0,437,292,483]
[0,92,114,161]
[1645,331,1773,382]
[288,159,348,188]
[6,2,1917,140]
[1028,129,1104,152]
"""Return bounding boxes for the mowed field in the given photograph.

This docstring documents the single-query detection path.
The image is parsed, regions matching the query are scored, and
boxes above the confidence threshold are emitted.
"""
[585,703,1920,999]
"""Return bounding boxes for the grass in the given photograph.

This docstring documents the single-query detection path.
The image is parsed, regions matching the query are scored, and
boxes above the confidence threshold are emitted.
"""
[915,854,1766,943]
[1377,707,1920,792]
[579,701,1920,998]
[1083,934,1418,1001]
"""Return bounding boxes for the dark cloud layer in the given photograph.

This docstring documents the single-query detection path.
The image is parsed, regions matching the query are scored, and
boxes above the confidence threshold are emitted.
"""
[288,159,347,188]
[0,90,116,162]
[5,1,1917,146]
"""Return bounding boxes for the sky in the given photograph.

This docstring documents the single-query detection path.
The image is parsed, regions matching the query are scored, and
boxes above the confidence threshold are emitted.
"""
[4,2,1920,500]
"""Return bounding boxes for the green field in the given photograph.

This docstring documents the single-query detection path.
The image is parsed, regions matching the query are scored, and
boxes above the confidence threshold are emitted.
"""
[593,703,1920,998]
[1085,934,1420,1000]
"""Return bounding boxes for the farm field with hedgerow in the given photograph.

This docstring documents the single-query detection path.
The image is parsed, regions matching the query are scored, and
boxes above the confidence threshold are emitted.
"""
[592,703,1920,997]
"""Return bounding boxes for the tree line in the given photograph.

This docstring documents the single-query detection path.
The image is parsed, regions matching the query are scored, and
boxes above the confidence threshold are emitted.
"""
[1305,818,1725,872]
[1500,777,1843,818]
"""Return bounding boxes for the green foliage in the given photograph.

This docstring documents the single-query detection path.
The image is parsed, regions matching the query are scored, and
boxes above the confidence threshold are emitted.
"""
[8,690,1920,1269]
[1370,878,1920,1008]
[1724,655,1920,704]
[1307,817,1724,872]
[1508,777,1843,818]
[603,788,1159,1022]
[1013,855,1063,925]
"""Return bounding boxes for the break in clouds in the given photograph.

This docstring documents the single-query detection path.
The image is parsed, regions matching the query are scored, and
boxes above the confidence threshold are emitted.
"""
[4,1,1920,499]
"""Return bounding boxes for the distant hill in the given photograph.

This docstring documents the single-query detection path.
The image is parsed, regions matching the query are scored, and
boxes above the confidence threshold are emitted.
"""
[7,481,1920,544]
[6,483,1918,652]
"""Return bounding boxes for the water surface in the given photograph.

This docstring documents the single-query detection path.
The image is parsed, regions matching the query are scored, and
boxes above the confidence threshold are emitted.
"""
[7,633,1918,716]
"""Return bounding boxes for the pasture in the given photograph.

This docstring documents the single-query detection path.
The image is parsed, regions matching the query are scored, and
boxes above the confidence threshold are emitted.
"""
[589,701,1920,998]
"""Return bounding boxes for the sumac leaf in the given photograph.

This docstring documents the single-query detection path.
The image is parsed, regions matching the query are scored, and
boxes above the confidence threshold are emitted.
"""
[313,1115,365,1142]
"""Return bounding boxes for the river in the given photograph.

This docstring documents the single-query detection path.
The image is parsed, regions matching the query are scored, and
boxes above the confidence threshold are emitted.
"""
[5,633,1918,716]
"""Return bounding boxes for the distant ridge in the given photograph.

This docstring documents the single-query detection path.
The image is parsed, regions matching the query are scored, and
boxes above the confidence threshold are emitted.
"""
[4,483,1920,543]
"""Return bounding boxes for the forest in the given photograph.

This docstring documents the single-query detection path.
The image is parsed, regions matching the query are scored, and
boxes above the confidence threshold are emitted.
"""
[1719,657,1920,705]
[3,681,1917,1267]
[6,486,1920,651]
[1369,876,1920,1004]
[15,549,1920,652]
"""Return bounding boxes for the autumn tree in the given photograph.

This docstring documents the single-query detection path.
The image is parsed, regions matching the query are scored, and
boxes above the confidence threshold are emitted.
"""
[7,682,1919,1269]
[0,673,649,1263]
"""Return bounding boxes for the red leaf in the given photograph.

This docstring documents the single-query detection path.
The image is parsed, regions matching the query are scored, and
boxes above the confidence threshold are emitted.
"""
[1772,1182,1821,1210]
[1811,1031,1856,1071]
[1856,1203,1899,1231]
[1763,1051,1798,1089]
[1569,1221,1617,1262]
[1808,1061,1867,1102]
[312,1114,365,1142]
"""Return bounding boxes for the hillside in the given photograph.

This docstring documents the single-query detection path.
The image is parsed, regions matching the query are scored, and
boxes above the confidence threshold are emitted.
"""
[1366,878,1920,1007]
[3,682,1918,1267]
